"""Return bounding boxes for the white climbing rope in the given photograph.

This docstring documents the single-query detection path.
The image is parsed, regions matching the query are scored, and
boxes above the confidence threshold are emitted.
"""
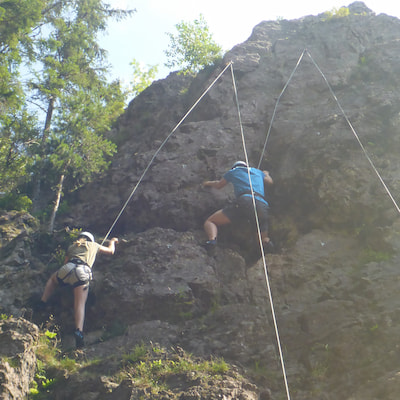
[230,64,292,400]
[305,49,400,214]
[101,62,234,245]
[257,49,306,169]
[99,60,293,398]
[257,48,400,215]
[93,45,400,400]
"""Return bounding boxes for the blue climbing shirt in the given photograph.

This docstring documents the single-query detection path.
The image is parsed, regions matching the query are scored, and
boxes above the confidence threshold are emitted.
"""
[224,167,268,205]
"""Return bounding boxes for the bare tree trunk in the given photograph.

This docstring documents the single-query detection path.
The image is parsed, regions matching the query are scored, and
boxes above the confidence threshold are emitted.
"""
[32,96,55,214]
[48,173,65,233]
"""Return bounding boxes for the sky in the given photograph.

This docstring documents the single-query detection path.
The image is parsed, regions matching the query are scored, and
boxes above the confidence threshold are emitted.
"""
[99,0,400,86]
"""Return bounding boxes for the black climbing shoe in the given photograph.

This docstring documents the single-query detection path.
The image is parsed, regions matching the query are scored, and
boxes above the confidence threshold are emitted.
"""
[204,239,217,255]
[205,239,217,247]
[74,329,85,348]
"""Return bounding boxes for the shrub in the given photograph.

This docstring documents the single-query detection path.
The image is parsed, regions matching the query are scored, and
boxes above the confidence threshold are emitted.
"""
[323,7,350,20]
[0,193,32,211]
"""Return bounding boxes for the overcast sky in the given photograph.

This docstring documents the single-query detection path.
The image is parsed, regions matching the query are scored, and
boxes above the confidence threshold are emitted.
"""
[99,0,400,85]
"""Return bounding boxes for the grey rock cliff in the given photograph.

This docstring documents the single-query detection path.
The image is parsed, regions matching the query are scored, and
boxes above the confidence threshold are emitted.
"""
[3,2,400,399]
[0,318,38,400]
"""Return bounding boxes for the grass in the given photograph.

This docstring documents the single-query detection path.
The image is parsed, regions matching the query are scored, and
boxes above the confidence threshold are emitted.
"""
[115,344,230,395]
[29,328,89,399]
[29,332,233,399]
[120,343,229,377]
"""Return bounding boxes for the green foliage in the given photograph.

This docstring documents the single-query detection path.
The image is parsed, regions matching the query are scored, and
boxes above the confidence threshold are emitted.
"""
[122,343,148,364]
[164,14,223,75]
[42,227,86,268]
[26,0,131,230]
[0,0,44,48]
[28,380,39,396]
[49,85,121,189]
[0,193,32,212]
[0,0,44,112]
[50,246,66,266]
[323,7,350,20]
[0,0,134,231]
[68,228,85,241]
[359,248,392,264]
[2,355,20,368]
[0,0,44,193]
[117,344,230,394]
[0,109,38,192]
[44,330,57,340]
[30,328,83,398]
[209,358,229,374]
[369,324,379,332]
[30,338,233,398]
[130,59,159,97]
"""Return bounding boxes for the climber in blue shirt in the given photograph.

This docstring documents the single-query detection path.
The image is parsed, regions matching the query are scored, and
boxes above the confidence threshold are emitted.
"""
[203,161,274,251]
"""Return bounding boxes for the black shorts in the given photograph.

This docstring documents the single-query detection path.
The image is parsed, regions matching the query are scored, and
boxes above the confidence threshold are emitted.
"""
[222,195,269,232]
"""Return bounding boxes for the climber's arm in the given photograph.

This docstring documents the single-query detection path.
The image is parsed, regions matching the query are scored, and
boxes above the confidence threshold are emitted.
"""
[203,178,228,190]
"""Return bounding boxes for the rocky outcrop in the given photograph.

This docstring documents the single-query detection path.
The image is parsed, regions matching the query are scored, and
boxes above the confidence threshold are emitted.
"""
[35,345,262,400]
[0,318,38,400]
[4,1,400,399]
[0,211,45,318]
[69,1,400,243]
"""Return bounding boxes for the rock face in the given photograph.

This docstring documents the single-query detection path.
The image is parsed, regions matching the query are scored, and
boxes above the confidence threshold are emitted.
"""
[4,1,400,399]
[69,1,400,242]
[0,318,39,400]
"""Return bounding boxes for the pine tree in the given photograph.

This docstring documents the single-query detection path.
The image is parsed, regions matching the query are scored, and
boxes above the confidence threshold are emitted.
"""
[26,0,133,230]
[0,0,45,192]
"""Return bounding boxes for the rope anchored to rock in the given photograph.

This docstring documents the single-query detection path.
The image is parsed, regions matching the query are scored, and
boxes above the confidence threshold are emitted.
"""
[230,63,292,400]
[98,59,293,400]
[99,48,400,400]
[258,48,400,214]
[101,61,233,245]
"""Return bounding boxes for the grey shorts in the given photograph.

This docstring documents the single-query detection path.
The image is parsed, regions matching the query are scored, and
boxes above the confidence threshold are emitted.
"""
[223,195,269,232]
[56,262,92,288]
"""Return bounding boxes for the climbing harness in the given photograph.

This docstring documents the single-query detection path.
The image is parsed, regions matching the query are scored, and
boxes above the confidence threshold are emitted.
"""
[56,260,92,287]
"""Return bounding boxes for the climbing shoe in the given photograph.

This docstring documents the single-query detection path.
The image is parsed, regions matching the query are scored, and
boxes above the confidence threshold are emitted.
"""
[74,329,85,349]
[204,239,217,255]
[205,239,217,247]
